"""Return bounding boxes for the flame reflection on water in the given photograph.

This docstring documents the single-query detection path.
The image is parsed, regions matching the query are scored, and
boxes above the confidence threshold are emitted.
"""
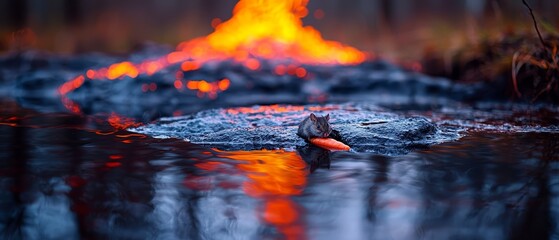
[214,149,308,239]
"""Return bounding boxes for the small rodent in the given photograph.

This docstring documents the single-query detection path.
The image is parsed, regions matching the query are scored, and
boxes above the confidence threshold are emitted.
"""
[297,113,332,140]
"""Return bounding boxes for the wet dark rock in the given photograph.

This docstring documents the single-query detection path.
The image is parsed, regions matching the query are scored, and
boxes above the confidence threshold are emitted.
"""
[0,46,482,120]
[296,145,331,173]
[426,102,559,133]
[62,59,475,121]
[130,104,460,155]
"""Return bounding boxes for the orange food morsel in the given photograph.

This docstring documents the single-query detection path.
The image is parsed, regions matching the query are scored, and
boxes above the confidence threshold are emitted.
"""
[309,138,350,151]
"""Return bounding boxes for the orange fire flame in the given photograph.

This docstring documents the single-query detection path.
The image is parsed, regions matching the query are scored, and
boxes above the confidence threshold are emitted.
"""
[181,0,365,64]
[58,0,366,109]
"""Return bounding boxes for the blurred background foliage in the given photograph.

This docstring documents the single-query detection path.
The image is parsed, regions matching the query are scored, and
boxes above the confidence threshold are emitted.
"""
[0,0,558,61]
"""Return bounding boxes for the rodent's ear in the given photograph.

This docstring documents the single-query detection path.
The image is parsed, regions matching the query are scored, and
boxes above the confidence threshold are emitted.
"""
[325,114,330,121]
[310,113,317,122]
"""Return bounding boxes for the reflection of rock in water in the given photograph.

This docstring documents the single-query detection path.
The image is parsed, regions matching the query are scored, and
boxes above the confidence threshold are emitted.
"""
[150,166,192,239]
[131,104,460,154]
[0,118,80,239]
[297,145,331,173]
[149,165,261,239]
[0,178,79,239]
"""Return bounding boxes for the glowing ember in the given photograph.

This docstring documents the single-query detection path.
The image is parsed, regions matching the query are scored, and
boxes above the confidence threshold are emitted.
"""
[295,67,307,78]
[107,113,141,130]
[58,0,366,110]
[243,58,261,70]
[61,97,82,114]
[107,61,139,80]
[174,80,183,89]
[105,162,122,168]
[58,76,85,95]
[223,104,336,115]
[180,61,201,72]
[185,78,230,98]
[275,64,287,75]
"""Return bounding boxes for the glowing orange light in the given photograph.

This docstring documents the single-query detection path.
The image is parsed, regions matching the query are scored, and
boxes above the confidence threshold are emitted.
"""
[287,64,297,75]
[61,96,82,114]
[256,44,273,57]
[198,80,211,93]
[178,0,366,65]
[263,198,299,225]
[218,78,230,91]
[295,67,307,78]
[174,80,183,89]
[225,105,306,115]
[187,81,198,90]
[218,149,307,196]
[107,62,138,80]
[195,161,223,171]
[244,58,260,71]
[58,75,85,95]
[275,64,286,75]
[107,112,141,130]
[86,70,95,79]
[167,51,189,64]
[185,79,228,96]
[294,5,309,18]
[145,61,162,75]
[216,149,307,239]
[58,0,367,112]
[181,61,200,72]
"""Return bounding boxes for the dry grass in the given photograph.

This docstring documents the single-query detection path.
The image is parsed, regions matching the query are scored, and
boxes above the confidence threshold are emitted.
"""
[512,37,559,101]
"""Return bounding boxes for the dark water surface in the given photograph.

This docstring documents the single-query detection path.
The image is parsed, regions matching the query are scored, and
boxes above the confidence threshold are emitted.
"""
[0,100,558,240]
